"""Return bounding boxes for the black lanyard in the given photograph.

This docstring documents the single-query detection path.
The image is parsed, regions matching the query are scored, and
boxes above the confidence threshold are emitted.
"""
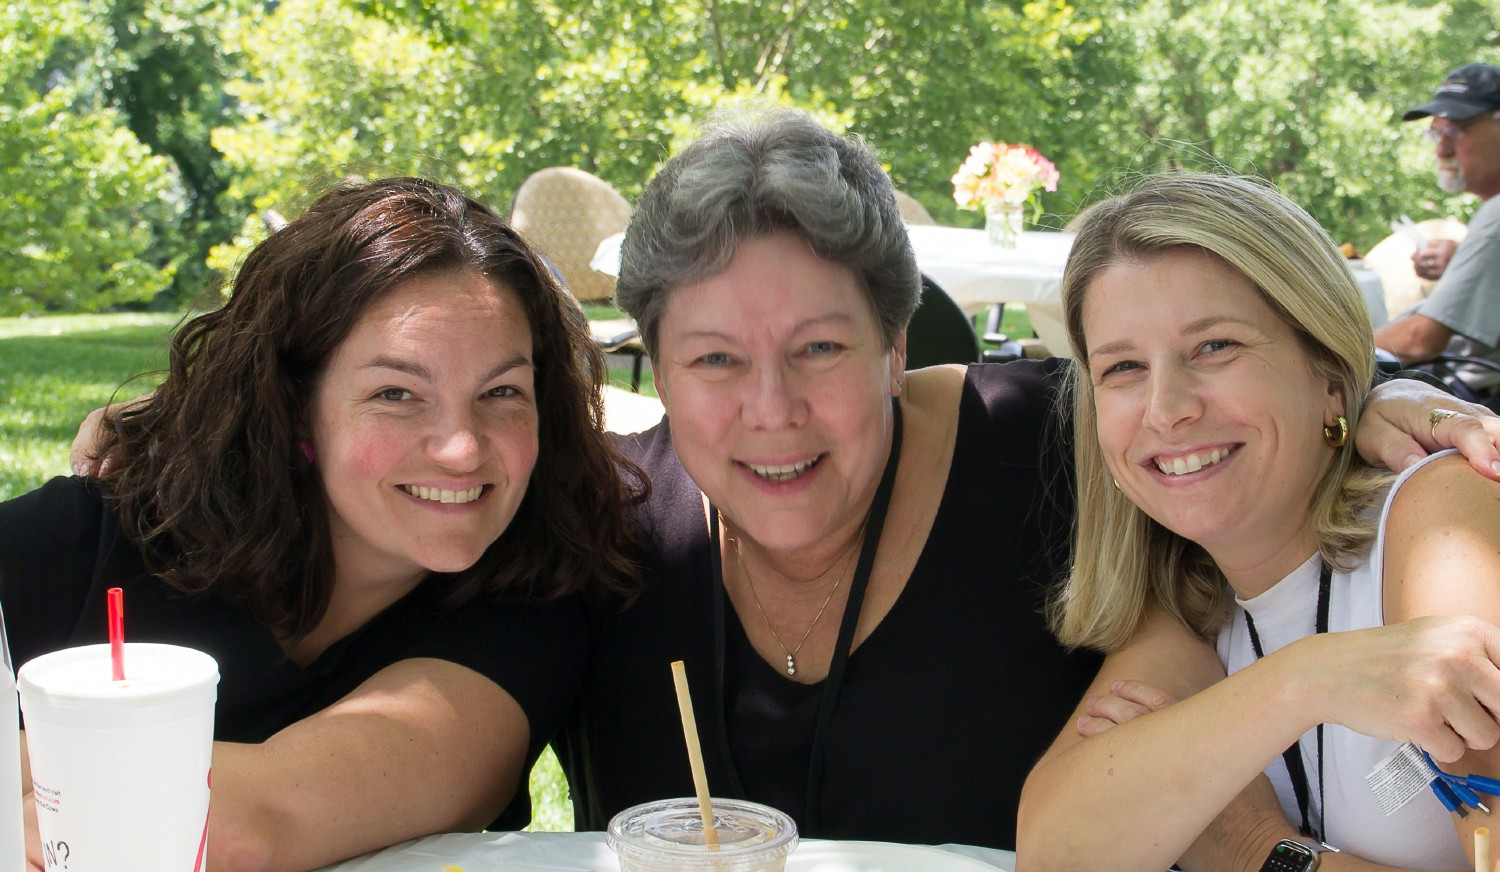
[708,399,903,832]
[1243,559,1332,843]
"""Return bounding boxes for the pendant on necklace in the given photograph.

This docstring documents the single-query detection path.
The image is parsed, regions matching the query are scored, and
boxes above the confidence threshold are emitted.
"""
[786,655,796,676]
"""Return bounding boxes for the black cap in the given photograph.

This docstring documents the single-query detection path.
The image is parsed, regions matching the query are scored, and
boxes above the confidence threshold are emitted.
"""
[1404,63,1500,121]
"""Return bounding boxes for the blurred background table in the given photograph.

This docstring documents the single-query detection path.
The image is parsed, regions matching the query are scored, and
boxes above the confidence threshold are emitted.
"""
[602,384,663,434]
[317,831,1017,871]
[905,225,1388,359]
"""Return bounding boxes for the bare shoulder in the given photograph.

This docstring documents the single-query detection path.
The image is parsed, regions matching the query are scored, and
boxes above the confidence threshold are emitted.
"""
[1385,452,1500,622]
[1387,451,1500,526]
[904,363,967,403]
[898,365,965,462]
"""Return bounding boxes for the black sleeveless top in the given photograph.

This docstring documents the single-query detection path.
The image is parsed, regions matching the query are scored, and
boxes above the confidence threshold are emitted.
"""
[556,360,1101,849]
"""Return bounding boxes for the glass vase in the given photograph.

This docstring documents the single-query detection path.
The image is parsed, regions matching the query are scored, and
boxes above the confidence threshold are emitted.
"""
[985,203,1023,248]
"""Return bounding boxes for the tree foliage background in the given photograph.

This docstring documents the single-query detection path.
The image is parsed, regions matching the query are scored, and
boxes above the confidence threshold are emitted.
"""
[3,0,1497,313]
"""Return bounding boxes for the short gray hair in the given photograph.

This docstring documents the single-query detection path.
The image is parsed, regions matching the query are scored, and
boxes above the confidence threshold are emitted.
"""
[615,108,920,355]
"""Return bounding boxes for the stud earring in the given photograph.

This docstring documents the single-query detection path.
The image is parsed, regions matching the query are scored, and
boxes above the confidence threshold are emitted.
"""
[299,439,316,464]
[1322,416,1348,448]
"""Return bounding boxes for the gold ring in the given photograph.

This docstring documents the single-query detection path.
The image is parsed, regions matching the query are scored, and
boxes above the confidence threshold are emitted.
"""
[1430,408,1459,441]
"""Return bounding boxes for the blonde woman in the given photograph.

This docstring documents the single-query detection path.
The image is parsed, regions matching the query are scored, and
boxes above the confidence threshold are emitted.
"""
[1017,173,1500,871]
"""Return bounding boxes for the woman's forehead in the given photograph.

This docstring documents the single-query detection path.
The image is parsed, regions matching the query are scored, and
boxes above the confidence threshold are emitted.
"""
[659,239,873,334]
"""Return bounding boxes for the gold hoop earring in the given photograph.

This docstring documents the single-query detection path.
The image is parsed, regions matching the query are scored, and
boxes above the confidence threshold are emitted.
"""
[1322,415,1348,448]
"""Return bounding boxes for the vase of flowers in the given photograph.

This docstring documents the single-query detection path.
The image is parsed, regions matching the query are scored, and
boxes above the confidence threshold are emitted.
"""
[951,141,1059,249]
[984,203,1024,248]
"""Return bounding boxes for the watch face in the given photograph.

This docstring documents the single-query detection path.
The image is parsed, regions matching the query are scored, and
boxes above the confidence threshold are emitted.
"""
[1261,840,1317,872]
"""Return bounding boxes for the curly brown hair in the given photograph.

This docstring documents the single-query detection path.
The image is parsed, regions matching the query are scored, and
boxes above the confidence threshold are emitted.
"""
[99,176,644,638]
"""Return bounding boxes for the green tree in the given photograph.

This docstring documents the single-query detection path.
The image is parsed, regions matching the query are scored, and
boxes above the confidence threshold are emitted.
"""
[210,0,1093,236]
[208,0,820,269]
[0,0,181,316]
[1064,0,1500,247]
[114,0,1500,298]
[101,0,250,305]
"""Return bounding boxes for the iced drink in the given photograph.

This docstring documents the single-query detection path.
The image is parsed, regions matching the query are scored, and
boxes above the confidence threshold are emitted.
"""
[18,643,218,872]
[607,797,798,872]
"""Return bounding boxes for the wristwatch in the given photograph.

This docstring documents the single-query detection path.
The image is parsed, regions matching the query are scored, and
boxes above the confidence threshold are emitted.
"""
[1257,838,1336,872]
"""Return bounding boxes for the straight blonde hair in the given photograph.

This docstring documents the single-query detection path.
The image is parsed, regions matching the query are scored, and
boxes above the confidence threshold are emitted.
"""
[1050,173,1391,652]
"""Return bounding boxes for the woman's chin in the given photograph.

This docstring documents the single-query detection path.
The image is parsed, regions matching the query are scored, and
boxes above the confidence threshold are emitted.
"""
[1136,505,1230,549]
[725,516,836,556]
[415,546,492,576]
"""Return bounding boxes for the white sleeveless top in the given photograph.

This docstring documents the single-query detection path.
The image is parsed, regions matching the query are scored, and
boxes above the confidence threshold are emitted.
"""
[1215,450,1466,870]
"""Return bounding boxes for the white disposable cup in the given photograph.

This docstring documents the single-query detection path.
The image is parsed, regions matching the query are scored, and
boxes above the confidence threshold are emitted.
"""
[607,797,798,872]
[18,643,218,872]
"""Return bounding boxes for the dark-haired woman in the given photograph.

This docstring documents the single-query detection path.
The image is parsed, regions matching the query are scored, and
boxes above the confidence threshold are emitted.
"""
[0,177,640,872]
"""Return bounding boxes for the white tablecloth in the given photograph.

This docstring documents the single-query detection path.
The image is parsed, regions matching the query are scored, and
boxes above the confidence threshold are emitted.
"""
[318,831,1017,871]
[905,226,1076,313]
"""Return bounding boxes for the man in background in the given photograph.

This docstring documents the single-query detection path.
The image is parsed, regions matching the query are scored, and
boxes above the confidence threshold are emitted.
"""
[1376,63,1500,371]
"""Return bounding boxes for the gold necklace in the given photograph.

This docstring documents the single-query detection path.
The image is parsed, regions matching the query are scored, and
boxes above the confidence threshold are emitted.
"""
[731,530,859,677]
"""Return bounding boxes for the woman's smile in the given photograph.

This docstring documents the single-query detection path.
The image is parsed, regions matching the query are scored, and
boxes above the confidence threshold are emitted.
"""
[397,483,490,504]
[1147,444,1238,478]
[739,454,826,483]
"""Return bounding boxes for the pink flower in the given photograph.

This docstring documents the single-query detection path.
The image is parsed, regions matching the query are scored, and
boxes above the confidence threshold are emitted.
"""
[951,141,1059,211]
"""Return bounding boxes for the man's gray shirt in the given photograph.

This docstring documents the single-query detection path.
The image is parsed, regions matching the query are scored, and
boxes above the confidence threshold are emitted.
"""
[1417,193,1500,360]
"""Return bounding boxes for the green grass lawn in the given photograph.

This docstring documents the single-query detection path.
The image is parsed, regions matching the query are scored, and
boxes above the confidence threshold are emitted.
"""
[987,304,1035,342]
[0,313,178,500]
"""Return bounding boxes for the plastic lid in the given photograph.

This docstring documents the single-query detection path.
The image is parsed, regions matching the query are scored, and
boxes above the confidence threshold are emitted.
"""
[17,643,219,708]
[607,797,798,867]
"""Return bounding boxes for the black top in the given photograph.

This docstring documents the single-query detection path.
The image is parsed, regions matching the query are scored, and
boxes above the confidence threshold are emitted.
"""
[558,361,1102,849]
[0,476,587,831]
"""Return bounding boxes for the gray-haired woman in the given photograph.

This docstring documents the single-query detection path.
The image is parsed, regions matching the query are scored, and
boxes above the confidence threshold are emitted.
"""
[552,110,1500,850]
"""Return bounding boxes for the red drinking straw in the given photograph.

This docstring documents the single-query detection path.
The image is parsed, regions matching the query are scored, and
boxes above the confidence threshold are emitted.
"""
[107,587,125,681]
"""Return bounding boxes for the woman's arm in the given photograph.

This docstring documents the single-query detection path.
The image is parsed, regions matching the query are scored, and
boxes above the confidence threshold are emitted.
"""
[1017,608,1295,872]
[1017,605,1500,872]
[206,657,529,872]
[21,659,528,872]
[1076,685,1469,872]
[1383,453,1500,870]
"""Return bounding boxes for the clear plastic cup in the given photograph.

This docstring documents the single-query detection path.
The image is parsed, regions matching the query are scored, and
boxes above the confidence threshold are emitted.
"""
[18,643,218,872]
[607,797,799,872]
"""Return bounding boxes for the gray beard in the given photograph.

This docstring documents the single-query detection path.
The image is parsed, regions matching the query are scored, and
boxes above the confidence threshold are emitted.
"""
[1438,163,1468,193]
